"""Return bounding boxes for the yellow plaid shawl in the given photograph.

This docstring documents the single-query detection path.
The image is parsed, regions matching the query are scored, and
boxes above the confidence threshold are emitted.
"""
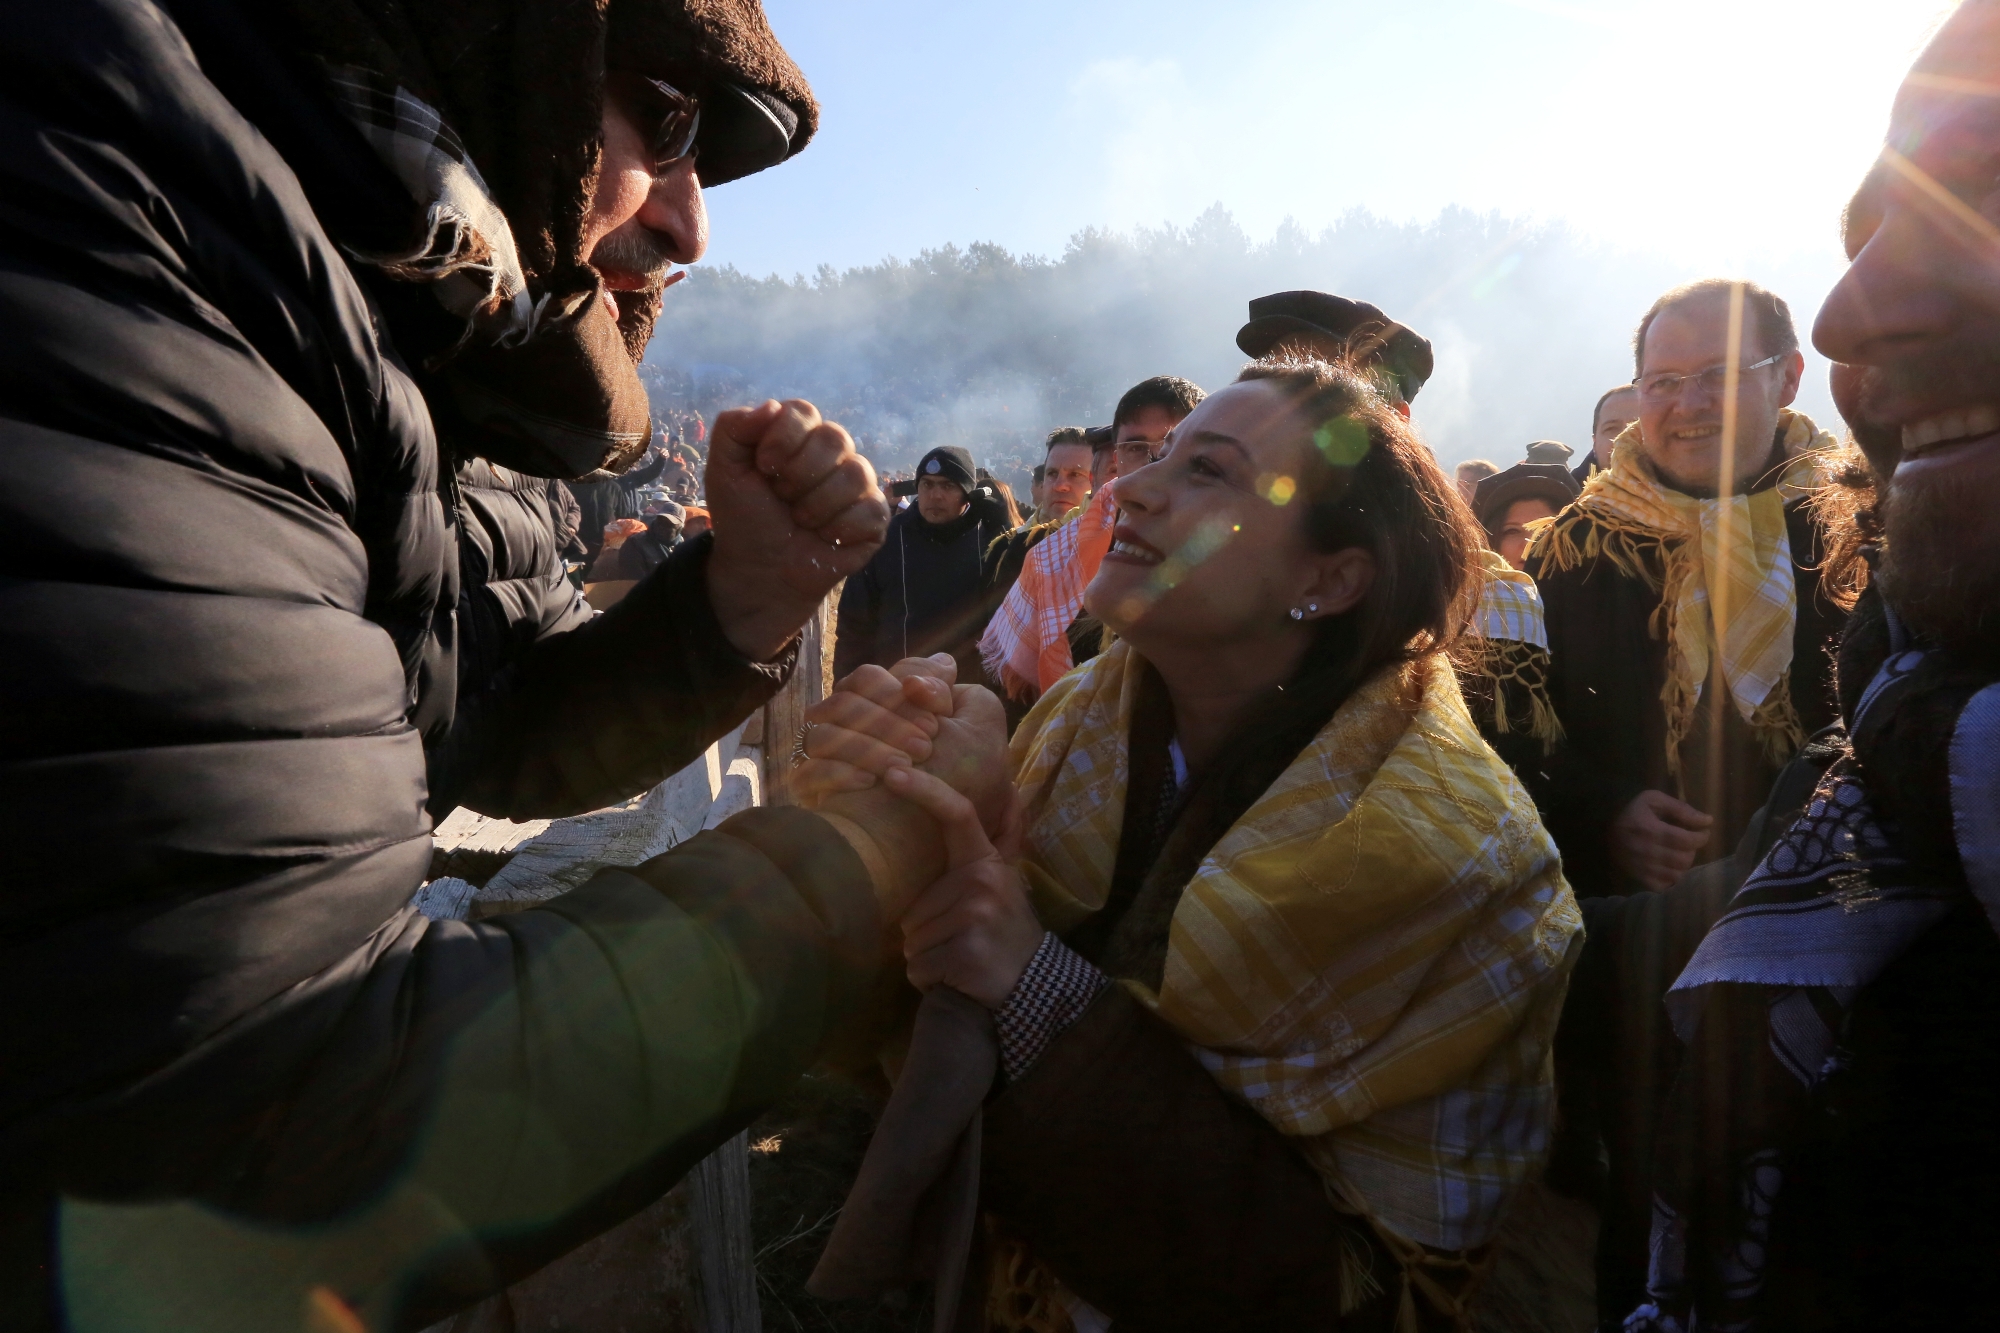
[1531,409,1835,775]
[1008,641,1582,1249]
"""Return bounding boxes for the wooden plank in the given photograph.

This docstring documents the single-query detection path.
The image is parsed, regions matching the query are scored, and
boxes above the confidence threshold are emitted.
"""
[691,1132,763,1333]
[764,590,835,809]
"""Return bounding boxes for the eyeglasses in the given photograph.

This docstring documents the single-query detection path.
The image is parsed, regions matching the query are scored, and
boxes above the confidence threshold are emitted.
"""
[1115,439,1164,467]
[1634,352,1789,403]
[611,73,703,175]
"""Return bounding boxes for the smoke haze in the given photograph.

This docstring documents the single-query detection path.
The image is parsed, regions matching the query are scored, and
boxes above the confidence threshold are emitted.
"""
[642,205,1846,491]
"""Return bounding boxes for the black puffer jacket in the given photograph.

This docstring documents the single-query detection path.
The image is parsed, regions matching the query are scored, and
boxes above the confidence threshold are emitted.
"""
[0,1,882,1323]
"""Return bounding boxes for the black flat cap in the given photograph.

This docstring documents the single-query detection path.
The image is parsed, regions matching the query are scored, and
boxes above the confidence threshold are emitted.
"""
[1236,291,1435,403]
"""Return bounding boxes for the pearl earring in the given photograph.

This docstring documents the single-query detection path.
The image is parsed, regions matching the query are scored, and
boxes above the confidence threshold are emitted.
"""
[1308,603,1319,613]
[1289,607,1305,621]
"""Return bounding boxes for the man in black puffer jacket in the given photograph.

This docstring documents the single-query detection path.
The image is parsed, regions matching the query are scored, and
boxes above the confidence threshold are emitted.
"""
[0,1,1004,1328]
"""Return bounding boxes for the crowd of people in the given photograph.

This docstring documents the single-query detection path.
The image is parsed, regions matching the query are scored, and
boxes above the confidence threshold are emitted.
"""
[5,1,2000,1332]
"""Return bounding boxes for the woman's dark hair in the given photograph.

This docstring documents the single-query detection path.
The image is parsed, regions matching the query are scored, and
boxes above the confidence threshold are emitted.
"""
[1235,356,1484,693]
[988,478,1024,529]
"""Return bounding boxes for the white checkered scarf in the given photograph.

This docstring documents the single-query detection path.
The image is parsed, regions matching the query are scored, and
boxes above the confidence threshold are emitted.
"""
[978,487,1117,701]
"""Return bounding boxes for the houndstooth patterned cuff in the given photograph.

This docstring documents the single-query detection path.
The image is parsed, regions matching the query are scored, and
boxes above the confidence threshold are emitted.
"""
[995,932,1109,1082]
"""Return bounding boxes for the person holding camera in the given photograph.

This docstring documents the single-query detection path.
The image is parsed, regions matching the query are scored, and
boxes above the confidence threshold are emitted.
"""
[836,445,1007,686]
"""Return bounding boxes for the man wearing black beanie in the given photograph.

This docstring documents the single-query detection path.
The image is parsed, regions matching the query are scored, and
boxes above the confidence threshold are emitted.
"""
[836,446,1003,685]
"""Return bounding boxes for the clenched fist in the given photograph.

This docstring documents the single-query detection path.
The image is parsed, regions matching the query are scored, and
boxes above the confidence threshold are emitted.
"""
[705,399,889,660]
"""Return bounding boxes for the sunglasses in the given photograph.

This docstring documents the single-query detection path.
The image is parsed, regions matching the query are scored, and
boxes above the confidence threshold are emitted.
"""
[610,72,703,175]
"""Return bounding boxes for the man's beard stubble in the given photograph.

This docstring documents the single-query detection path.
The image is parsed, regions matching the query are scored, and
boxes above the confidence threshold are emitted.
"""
[1878,468,2000,669]
[1844,356,2000,668]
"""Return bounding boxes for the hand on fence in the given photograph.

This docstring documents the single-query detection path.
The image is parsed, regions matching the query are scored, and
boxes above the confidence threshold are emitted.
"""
[705,399,889,661]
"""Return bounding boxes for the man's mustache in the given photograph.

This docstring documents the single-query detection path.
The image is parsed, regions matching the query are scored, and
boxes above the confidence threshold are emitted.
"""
[589,227,675,285]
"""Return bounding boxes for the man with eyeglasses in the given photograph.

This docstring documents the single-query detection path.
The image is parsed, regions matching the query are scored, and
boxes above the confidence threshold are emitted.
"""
[1526,280,1848,903]
[0,1,1018,1327]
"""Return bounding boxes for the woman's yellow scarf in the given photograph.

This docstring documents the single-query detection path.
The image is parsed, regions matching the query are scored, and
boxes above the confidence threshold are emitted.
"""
[1530,409,1835,775]
[1007,641,1582,1252]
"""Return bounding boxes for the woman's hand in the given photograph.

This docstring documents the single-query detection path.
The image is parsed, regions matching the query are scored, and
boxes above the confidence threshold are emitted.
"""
[882,765,1043,1010]
[791,656,961,806]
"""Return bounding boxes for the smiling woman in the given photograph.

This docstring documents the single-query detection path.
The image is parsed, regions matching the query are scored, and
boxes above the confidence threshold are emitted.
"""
[792,356,1583,1329]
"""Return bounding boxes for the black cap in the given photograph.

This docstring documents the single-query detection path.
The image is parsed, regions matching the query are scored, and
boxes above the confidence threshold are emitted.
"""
[1523,440,1573,466]
[916,446,976,490]
[1236,291,1435,403]
[1082,425,1116,452]
[1473,464,1581,536]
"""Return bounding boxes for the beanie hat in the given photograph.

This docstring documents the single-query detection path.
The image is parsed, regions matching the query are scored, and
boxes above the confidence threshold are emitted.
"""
[916,446,977,491]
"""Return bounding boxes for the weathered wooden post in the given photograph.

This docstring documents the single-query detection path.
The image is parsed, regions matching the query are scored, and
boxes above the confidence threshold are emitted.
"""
[762,590,836,809]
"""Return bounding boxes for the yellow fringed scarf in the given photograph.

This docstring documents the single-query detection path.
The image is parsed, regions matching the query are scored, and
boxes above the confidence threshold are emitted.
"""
[1529,409,1835,776]
[1467,549,1564,751]
[1007,640,1582,1254]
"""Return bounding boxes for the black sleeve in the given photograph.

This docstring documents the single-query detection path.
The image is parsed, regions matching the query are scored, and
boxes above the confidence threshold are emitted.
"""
[24,808,888,1332]
[981,985,1379,1330]
[832,553,881,678]
[1527,560,1647,893]
[431,531,796,820]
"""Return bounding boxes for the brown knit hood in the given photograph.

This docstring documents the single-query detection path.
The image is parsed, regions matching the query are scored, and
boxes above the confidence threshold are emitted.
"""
[272,0,817,478]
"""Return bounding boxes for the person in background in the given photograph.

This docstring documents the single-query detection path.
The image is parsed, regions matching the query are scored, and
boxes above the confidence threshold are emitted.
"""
[1527,280,1847,899]
[980,378,1203,710]
[1234,289,1435,410]
[836,446,1003,686]
[1085,422,1119,497]
[984,475,1024,530]
[586,499,686,586]
[1038,427,1095,522]
[1027,462,1046,520]
[1474,463,1580,572]
[1576,384,1643,485]
[981,428,1093,609]
[1456,458,1500,504]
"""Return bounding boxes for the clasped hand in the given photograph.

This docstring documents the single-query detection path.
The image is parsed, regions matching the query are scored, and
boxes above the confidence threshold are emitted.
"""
[798,658,1044,1009]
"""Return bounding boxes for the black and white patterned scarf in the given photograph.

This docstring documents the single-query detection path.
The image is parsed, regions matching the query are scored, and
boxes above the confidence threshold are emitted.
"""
[1627,602,2000,1333]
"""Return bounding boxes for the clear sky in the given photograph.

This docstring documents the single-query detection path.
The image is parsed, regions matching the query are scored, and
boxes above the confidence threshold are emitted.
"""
[703,0,1953,281]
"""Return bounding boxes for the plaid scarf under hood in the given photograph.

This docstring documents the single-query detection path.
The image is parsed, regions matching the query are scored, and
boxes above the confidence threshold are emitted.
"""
[265,0,816,478]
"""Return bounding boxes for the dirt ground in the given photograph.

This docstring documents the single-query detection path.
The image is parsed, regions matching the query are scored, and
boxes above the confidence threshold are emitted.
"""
[746,1072,928,1333]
